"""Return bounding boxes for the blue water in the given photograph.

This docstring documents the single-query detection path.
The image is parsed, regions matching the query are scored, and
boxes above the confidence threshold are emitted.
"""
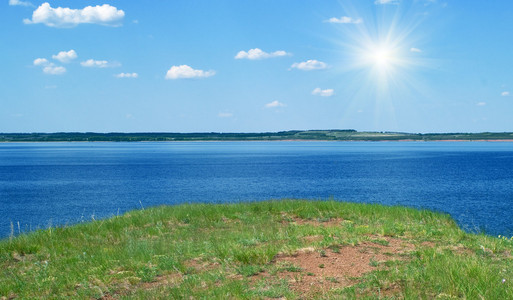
[1,141,512,238]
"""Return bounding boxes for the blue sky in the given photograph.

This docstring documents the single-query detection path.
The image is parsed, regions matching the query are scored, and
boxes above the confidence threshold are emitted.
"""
[1,0,513,133]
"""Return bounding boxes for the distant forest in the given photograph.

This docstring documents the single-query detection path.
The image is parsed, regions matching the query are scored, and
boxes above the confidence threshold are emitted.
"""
[1,130,513,142]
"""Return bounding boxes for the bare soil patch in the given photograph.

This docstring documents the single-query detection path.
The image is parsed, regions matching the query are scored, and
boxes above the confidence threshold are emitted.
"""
[420,241,436,248]
[280,213,344,227]
[302,235,324,243]
[255,236,413,296]
[294,218,345,227]
[185,257,221,272]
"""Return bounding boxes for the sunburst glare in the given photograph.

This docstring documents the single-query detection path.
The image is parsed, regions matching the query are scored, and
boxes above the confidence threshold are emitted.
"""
[325,2,436,130]
[371,47,392,67]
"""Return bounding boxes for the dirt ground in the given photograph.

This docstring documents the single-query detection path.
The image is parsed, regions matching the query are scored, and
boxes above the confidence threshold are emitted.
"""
[253,236,414,296]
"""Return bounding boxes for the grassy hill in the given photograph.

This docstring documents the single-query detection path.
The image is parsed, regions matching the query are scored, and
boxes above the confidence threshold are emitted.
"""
[2,200,513,299]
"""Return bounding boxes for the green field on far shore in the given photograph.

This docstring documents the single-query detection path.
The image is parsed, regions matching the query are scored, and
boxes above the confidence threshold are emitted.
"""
[2,130,513,142]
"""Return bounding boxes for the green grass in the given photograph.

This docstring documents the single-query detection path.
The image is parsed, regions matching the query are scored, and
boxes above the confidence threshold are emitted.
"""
[2,199,513,299]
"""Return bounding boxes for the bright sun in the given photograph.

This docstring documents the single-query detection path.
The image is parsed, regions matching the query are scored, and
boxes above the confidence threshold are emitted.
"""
[372,48,392,67]
[330,2,432,130]
[333,7,429,93]
[364,45,397,71]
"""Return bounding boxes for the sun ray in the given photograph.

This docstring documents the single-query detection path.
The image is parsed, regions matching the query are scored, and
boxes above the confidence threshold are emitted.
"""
[321,1,441,131]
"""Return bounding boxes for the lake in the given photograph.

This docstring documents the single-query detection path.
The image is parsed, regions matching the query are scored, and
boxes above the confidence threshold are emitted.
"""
[1,141,512,238]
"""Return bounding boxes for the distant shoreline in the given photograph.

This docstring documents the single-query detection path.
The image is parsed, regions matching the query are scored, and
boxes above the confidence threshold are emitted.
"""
[1,130,513,142]
[2,139,513,143]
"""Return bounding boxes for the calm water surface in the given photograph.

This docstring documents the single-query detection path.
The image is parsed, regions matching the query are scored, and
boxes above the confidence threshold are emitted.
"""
[1,141,512,238]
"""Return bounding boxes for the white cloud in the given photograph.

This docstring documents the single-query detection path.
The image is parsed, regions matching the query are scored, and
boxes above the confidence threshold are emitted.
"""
[33,58,49,66]
[235,48,290,60]
[33,57,65,75]
[265,100,286,108]
[43,65,66,75]
[476,102,486,106]
[52,49,77,63]
[290,59,327,71]
[375,0,399,4]
[501,91,510,96]
[410,47,422,53]
[218,112,233,118]
[9,0,32,7]
[115,72,138,78]
[23,2,124,28]
[325,16,362,24]
[312,88,334,97]
[165,65,215,79]
[81,59,119,68]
